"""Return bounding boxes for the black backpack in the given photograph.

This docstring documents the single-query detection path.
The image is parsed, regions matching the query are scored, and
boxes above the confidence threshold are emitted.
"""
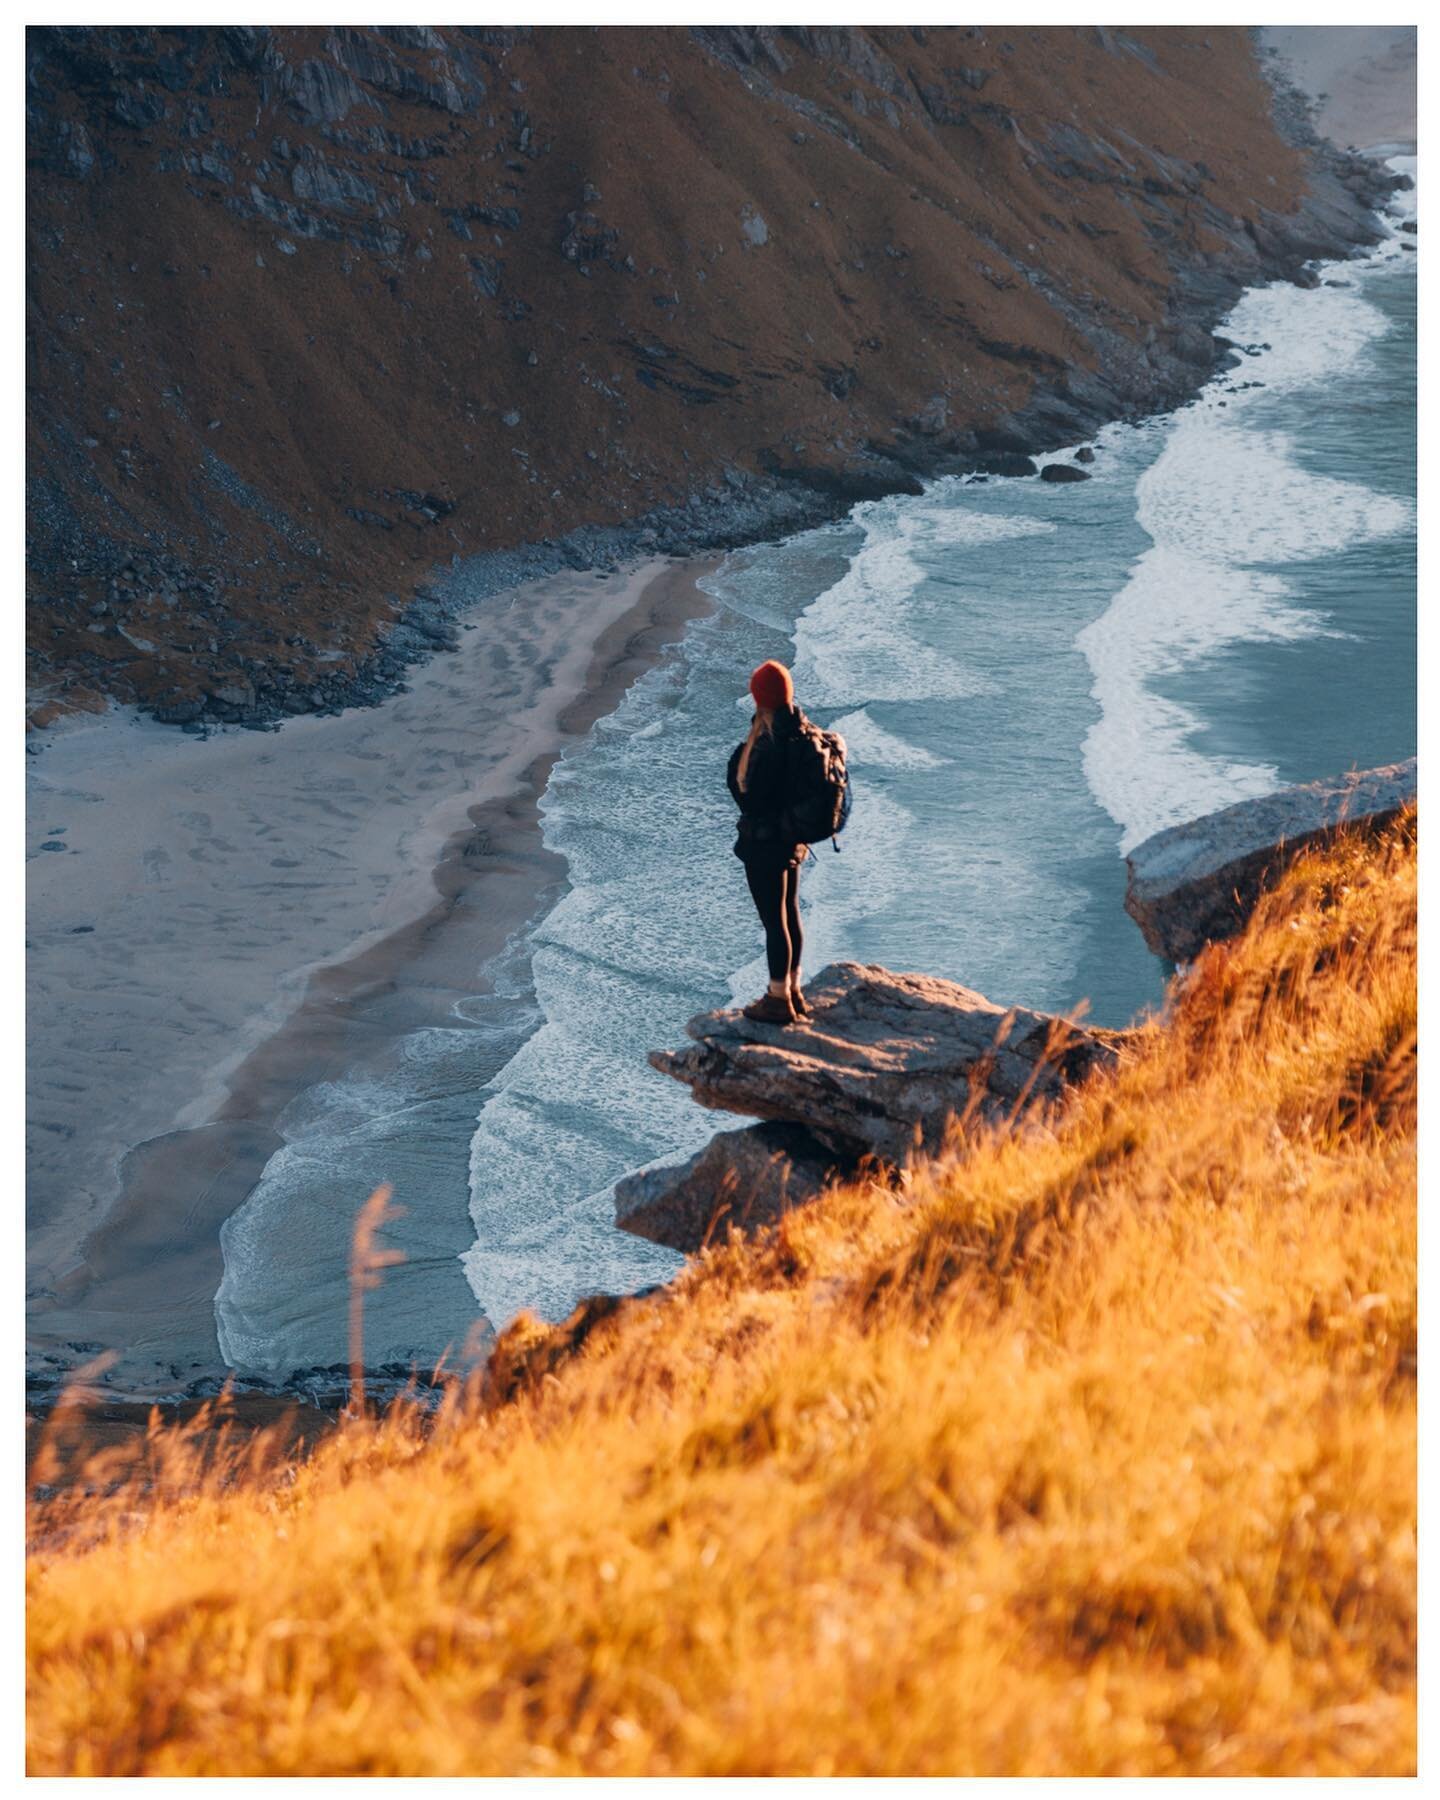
[784,719,852,850]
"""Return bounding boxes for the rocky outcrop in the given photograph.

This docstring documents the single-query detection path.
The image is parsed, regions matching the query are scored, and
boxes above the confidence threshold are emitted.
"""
[1124,759,1416,963]
[614,1121,842,1253]
[623,962,1123,1249]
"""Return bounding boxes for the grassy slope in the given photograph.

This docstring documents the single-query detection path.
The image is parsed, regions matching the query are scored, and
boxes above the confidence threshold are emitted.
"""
[26,821,1416,1775]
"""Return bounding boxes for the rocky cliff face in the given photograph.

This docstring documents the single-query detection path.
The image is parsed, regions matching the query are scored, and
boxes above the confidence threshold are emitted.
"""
[27,25,1399,727]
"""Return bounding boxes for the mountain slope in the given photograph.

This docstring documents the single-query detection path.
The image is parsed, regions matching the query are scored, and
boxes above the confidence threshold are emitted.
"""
[26,25,1396,725]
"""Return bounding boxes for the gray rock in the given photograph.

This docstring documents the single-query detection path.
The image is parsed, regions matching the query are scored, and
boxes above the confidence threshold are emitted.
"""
[913,81,969,127]
[153,698,203,724]
[559,210,619,265]
[325,27,481,114]
[472,204,521,230]
[57,119,96,178]
[208,681,255,708]
[469,254,503,297]
[286,59,370,127]
[114,88,167,129]
[1040,461,1091,482]
[180,149,233,186]
[291,156,376,210]
[650,961,1121,1168]
[740,204,769,247]
[615,1121,841,1252]
[1124,759,1416,963]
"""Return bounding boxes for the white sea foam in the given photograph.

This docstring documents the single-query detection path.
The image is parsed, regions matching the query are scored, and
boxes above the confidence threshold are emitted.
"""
[1077,213,1415,853]
[1142,418,1409,564]
[829,707,949,770]
[1215,286,1391,402]
[792,496,1054,706]
[460,643,737,1328]
[460,1015,690,1325]
[1386,156,1417,219]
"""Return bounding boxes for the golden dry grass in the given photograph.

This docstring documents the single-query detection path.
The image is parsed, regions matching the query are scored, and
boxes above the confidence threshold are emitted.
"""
[26,818,1417,1776]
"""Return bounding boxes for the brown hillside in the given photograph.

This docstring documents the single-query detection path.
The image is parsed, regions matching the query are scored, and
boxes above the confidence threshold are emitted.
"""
[26,25,1391,724]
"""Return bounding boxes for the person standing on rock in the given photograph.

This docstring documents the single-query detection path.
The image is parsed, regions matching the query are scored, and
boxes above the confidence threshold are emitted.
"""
[726,659,814,1026]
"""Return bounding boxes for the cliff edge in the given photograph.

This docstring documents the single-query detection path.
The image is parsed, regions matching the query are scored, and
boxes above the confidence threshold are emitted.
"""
[625,762,1414,1251]
[624,961,1124,1251]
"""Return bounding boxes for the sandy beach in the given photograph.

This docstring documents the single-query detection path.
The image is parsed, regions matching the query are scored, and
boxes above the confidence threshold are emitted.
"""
[26,555,715,1396]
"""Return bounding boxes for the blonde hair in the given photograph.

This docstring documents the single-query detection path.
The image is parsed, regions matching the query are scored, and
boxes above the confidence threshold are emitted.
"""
[736,710,772,793]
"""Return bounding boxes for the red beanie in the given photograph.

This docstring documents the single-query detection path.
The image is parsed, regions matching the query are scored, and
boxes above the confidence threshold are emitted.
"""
[749,659,794,710]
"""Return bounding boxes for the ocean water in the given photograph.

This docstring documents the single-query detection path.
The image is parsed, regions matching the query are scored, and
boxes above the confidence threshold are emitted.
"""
[217,164,1416,1369]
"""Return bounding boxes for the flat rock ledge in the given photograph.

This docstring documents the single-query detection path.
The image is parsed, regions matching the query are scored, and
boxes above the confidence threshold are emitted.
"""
[1124,759,1416,964]
[617,962,1122,1252]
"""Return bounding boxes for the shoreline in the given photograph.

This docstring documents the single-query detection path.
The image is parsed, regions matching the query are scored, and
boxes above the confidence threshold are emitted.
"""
[27,555,717,1406]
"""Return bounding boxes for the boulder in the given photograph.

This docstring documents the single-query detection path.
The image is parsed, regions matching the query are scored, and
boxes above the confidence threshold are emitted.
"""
[1040,461,1091,482]
[1124,759,1416,963]
[208,681,255,708]
[151,695,203,724]
[739,204,769,247]
[614,1120,841,1252]
[648,962,1122,1171]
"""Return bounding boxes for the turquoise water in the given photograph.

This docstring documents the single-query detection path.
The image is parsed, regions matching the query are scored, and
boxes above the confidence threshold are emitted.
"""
[1159,253,1416,785]
[215,166,1416,1367]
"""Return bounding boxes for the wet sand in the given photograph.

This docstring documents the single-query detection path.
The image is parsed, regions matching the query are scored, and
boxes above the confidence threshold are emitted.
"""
[27,556,716,1396]
[1260,27,1416,155]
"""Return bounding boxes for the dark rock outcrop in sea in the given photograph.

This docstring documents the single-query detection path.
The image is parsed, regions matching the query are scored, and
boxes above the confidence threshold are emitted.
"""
[623,961,1124,1251]
[1124,759,1417,964]
[26,25,1406,730]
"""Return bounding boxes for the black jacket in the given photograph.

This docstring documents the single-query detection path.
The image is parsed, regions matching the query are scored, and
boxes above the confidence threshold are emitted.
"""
[726,703,808,867]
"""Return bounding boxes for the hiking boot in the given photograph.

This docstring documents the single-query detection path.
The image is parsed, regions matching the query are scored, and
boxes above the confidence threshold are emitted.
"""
[789,986,811,1017]
[742,992,797,1025]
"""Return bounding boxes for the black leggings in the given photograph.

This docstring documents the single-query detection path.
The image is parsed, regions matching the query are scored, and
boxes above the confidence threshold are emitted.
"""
[745,858,804,984]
